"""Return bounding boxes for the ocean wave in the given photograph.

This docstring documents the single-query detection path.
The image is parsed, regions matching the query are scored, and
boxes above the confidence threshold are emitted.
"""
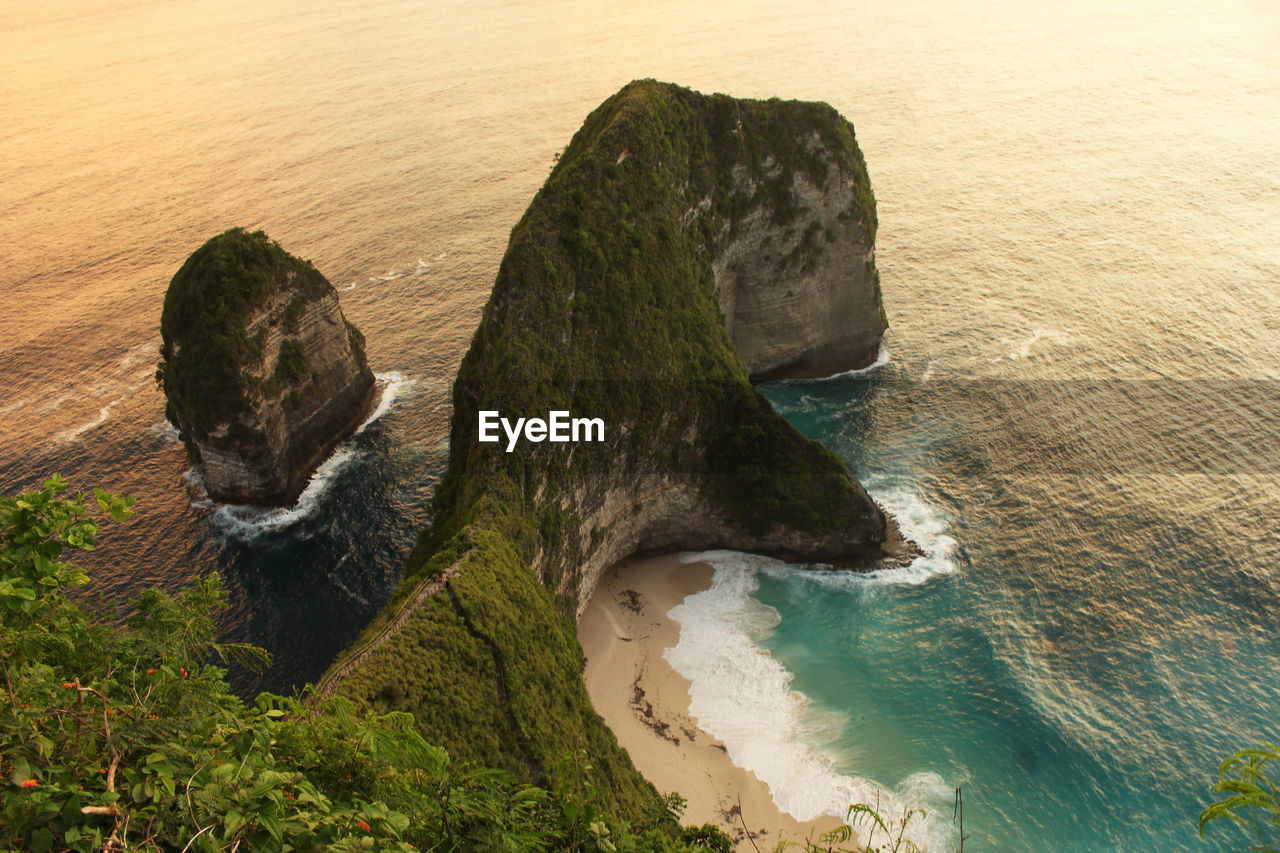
[775,343,892,384]
[824,343,892,380]
[864,487,957,585]
[325,555,371,606]
[44,358,157,445]
[200,371,409,539]
[356,371,411,432]
[762,488,956,592]
[54,400,119,444]
[208,446,359,538]
[667,550,953,849]
[1007,328,1069,360]
[337,249,451,292]
[146,420,182,443]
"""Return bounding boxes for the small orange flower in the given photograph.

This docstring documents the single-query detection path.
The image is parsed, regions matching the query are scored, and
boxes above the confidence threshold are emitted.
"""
[62,681,75,689]
[148,714,159,720]
[179,667,188,678]
[355,820,371,832]
[106,709,115,715]
[147,668,158,675]
[20,779,38,788]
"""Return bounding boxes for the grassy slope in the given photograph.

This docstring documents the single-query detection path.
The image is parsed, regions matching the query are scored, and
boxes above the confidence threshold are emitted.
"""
[334,80,880,822]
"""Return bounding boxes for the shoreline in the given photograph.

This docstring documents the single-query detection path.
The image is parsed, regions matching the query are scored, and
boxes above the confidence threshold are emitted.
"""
[578,553,850,851]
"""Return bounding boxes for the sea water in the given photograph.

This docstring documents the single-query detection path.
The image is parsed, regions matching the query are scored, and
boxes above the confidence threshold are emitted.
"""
[3,0,1277,848]
[667,368,1280,851]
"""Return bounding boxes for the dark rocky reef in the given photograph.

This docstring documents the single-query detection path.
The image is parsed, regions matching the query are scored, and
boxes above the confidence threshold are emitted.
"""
[158,228,375,504]
[327,81,896,819]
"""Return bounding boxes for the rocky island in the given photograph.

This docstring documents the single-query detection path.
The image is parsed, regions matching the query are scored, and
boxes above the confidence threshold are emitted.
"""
[158,228,375,504]
[322,80,896,821]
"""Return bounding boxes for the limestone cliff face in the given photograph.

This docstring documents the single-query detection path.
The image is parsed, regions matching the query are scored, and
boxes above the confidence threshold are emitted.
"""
[714,153,886,380]
[159,228,375,504]
[556,464,885,616]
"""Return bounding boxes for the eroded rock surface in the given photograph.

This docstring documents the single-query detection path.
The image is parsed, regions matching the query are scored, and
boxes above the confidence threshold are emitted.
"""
[713,151,886,380]
[159,228,374,504]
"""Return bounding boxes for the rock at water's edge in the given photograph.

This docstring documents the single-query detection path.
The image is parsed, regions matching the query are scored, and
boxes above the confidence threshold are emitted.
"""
[158,228,375,504]
[324,81,899,820]
[714,145,887,380]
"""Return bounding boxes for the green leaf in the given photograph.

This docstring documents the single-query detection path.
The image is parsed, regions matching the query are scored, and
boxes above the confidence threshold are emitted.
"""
[29,827,52,853]
[9,756,34,785]
[260,812,283,844]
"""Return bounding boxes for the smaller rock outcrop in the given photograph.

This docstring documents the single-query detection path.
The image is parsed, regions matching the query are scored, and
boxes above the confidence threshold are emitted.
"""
[158,228,375,504]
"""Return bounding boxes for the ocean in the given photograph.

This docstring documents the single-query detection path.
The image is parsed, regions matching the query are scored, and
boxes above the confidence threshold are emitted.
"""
[3,0,1277,849]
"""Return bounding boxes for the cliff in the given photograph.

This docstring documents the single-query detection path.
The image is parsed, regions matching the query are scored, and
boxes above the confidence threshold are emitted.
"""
[326,81,893,820]
[158,228,376,504]
[714,139,886,380]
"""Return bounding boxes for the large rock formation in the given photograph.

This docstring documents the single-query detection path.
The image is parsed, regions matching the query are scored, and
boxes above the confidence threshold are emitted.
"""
[158,228,375,504]
[443,80,892,609]
[327,81,895,820]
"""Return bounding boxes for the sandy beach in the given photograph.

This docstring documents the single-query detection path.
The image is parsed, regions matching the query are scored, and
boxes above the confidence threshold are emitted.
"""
[579,554,850,851]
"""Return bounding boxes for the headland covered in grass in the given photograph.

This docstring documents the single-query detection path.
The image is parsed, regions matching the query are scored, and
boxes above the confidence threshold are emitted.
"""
[324,78,896,825]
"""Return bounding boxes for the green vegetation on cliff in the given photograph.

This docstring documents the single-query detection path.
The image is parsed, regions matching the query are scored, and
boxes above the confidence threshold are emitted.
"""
[1,479,738,852]
[158,228,330,446]
[157,228,375,504]
[332,80,885,823]
[433,79,879,561]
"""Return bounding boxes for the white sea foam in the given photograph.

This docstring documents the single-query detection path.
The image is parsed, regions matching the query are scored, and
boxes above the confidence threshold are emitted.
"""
[863,487,957,585]
[759,488,957,592]
[55,400,119,444]
[667,550,952,850]
[182,469,214,510]
[116,341,154,371]
[827,342,891,379]
[325,555,372,605]
[203,371,409,538]
[356,371,411,432]
[146,420,181,443]
[1007,327,1069,360]
[210,446,358,538]
[770,344,891,385]
[0,397,32,418]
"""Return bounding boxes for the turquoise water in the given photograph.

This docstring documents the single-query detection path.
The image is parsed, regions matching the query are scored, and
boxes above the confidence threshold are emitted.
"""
[663,371,1280,851]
